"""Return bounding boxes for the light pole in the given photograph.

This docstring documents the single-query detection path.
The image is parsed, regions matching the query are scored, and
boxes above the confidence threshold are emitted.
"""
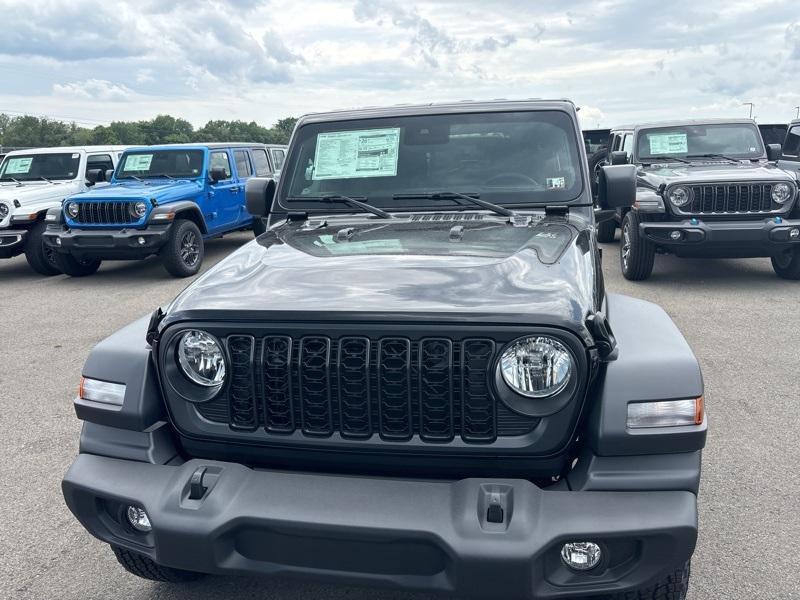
[742,102,754,119]
[795,106,800,119]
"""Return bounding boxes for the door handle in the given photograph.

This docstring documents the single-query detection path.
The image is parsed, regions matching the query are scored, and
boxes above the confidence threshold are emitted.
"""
[231,186,241,193]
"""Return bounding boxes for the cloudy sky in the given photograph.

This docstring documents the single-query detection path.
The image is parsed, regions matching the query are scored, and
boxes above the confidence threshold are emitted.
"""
[1,0,798,129]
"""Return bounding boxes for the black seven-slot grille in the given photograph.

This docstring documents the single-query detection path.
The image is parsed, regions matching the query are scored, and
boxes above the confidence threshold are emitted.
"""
[683,183,784,215]
[74,201,139,225]
[195,334,538,444]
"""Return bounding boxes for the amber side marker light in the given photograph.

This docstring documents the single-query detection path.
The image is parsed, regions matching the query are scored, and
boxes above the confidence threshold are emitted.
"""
[78,376,126,406]
[627,396,704,429]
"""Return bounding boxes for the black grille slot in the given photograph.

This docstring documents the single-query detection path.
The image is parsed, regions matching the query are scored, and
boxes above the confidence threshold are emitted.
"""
[261,335,294,433]
[227,336,257,430]
[299,337,333,435]
[418,338,454,442]
[461,339,497,443]
[378,338,413,440]
[687,183,779,215]
[337,337,372,438]
[75,201,137,225]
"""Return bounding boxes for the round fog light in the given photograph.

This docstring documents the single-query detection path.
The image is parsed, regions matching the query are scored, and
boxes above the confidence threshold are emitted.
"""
[561,542,601,571]
[126,505,152,532]
[137,236,146,245]
[790,228,800,240]
[669,230,682,241]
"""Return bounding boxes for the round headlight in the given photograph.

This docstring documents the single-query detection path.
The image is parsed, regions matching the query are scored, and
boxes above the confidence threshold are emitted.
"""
[772,183,793,204]
[668,186,692,207]
[131,201,148,218]
[66,202,80,218]
[0,203,8,219]
[177,330,226,387]
[500,336,572,398]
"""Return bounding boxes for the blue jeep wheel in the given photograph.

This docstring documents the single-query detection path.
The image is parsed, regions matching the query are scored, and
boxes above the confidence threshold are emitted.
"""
[161,219,204,278]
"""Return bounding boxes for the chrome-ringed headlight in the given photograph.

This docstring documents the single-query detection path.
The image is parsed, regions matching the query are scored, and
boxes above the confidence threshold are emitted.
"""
[177,330,226,387]
[771,182,794,204]
[0,202,9,219]
[499,336,573,398]
[668,185,692,208]
[131,200,148,218]
[66,202,80,219]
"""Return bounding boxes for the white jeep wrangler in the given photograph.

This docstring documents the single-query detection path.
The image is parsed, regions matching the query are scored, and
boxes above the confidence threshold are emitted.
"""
[0,146,127,274]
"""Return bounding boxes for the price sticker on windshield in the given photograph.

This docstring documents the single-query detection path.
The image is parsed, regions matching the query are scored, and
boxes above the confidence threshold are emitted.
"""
[312,128,400,180]
[648,133,688,155]
[5,157,33,174]
[124,154,153,171]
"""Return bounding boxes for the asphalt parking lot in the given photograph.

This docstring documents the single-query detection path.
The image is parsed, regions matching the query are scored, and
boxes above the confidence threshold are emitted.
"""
[2,231,799,600]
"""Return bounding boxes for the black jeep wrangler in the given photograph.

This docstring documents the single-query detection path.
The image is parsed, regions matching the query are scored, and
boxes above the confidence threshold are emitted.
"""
[62,100,707,600]
[598,119,800,280]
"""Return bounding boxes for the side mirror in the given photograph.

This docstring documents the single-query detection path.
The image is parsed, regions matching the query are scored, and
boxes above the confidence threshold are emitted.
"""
[104,169,115,182]
[209,167,228,182]
[610,150,628,165]
[245,177,276,217]
[598,165,636,209]
[85,168,103,185]
[766,144,782,161]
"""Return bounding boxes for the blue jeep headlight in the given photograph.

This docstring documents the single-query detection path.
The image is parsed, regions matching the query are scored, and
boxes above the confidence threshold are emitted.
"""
[67,202,79,218]
[131,201,148,218]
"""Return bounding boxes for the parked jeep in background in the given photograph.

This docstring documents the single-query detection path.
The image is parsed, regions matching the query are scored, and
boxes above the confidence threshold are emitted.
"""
[596,119,799,279]
[758,123,788,147]
[62,100,706,600]
[44,143,285,277]
[776,119,800,178]
[0,146,125,274]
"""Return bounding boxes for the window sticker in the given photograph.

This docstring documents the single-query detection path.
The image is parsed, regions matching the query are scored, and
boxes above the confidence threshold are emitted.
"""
[6,157,33,174]
[546,177,566,190]
[124,154,153,171]
[648,133,688,155]
[312,128,400,180]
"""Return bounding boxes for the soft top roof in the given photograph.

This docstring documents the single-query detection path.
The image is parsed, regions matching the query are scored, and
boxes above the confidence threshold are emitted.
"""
[122,143,278,152]
[612,118,758,132]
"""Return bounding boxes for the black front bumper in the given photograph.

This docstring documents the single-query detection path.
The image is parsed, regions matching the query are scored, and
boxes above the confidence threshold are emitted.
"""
[0,229,28,258]
[640,216,800,257]
[44,225,171,260]
[63,454,697,599]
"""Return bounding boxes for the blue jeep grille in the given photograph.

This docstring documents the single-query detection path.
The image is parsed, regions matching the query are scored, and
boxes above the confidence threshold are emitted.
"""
[73,202,139,225]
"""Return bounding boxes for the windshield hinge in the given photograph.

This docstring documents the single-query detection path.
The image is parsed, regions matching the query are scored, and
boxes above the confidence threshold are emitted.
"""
[586,312,618,361]
[287,212,308,222]
[145,307,165,347]
[544,205,569,218]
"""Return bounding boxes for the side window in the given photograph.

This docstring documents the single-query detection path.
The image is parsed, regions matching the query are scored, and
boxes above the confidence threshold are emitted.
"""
[233,150,252,178]
[782,126,800,159]
[271,149,286,171]
[621,134,633,155]
[87,153,113,173]
[209,151,232,180]
[611,134,622,151]
[251,149,272,176]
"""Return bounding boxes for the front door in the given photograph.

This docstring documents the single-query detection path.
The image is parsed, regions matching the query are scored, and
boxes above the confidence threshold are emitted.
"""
[777,124,800,176]
[207,149,241,233]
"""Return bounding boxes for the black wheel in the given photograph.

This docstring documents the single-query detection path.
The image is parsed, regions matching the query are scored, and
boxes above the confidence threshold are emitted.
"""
[161,219,204,278]
[596,217,617,243]
[620,211,655,281]
[52,252,102,277]
[24,220,61,276]
[597,561,690,600]
[112,545,204,583]
[252,216,267,237]
[771,247,800,279]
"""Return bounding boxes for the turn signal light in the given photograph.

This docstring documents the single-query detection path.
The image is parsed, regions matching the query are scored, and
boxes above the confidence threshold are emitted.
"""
[627,396,704,429]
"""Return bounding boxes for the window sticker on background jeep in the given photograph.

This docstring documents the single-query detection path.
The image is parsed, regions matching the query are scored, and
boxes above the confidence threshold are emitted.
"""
[5,157,33,174]
[546,177,566,190]
[124,154,153,171]
[312,128,400,180]
[648,133,688,155]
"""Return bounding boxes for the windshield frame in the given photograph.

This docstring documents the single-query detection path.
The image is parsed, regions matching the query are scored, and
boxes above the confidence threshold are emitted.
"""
[113,148,207,181]
[635,122,766,163]
[275,108,587,214]
[0,152,82,182]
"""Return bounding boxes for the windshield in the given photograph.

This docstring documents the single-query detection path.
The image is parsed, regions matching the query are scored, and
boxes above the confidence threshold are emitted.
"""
[280,110,583,210]
[116,150,204,179]
[636,123,764,161]
[0,153,80,181]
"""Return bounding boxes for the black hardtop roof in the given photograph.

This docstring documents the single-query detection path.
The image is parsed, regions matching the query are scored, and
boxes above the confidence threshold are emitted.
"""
[612,118,758,133]
[125,142,286,151]
[296,99,579,126]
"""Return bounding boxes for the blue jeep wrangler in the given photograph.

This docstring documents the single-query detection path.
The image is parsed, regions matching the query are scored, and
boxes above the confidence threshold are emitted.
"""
[45,143,286,277]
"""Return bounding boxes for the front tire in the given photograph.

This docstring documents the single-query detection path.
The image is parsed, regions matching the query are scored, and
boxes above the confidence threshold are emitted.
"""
[52,252,102,277]
[771,247,800,279]
[598,561,690,600]
[620,211,655,281]
[160,219,204,278]
[596,218,617,243]
[24,220,61,276]
[112,545,204,583]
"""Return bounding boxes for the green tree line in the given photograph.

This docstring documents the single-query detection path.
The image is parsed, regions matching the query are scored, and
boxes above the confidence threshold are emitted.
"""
[0,114,297,149]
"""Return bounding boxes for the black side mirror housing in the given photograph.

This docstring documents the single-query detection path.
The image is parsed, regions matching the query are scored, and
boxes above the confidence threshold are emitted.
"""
[85,168,103,185]
[766,144,782,161]
[104,169,115,182]
[610,151,628,165]
[598,165,636,209]
[209,167,228,182]
[245,177,276,217]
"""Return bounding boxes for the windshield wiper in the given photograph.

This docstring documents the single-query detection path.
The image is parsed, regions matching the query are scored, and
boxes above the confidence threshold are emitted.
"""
[642,155,691,165]
[2,177,23,185]
[146,173,175,180]
[38,176,53,183]
[685,153,741,164]
[118,175,144,182]
[287,194,394,219]
[393,191,516,217]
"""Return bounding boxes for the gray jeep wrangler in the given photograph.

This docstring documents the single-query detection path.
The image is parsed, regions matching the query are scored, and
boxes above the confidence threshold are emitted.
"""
[63,100,707,599]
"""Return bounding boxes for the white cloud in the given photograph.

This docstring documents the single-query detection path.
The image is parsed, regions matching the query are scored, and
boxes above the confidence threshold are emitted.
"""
[52,79,134,102]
